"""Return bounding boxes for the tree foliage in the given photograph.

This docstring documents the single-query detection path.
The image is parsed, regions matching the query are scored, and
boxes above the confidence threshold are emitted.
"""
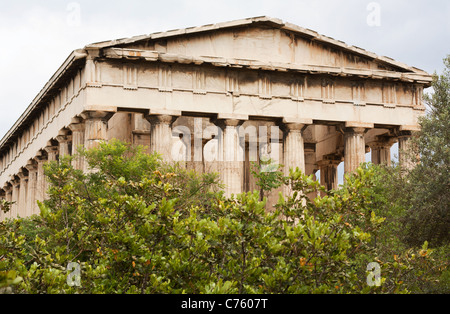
[399,55,450,247]
[0,140,444,294]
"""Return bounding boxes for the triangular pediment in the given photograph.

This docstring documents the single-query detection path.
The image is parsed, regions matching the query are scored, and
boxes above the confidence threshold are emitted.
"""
[87,16,428,76]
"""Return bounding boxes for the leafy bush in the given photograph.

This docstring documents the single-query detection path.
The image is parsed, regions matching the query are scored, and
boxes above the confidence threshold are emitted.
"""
[0,140,446,294]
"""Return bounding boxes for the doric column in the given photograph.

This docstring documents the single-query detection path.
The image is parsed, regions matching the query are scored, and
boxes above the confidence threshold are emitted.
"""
[370,143,391,166]
[25,160,38,217]
[17,169,28,218]
[318,157,341,191]
[171,120,192,169]
[344,127,367,175]
[282,120,308,196]
[43,144,58,198]
[189,118,207,173]
[35,152,48,208]
[398,131,414,170]
[202,118,222,175]
[56,130,72,158]
[283,123,306,173]
[216,118,246,198]
[68,117,85,170]
[44,143,59,162]
[369,137,395,166]
[145,113,180,161]
[80,110,115,151]
[132,113,151,153]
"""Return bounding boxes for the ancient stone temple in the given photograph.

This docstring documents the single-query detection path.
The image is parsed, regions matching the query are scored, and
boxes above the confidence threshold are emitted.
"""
[0,16,432,220]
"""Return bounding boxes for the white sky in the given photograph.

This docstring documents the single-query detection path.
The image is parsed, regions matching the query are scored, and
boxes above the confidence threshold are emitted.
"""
[0,0,448,180]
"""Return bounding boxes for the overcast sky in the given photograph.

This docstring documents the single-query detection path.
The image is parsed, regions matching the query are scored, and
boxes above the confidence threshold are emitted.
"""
[0,0,449,170]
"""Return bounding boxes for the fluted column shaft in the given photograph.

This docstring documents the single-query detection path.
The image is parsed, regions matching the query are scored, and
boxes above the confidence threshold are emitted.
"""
[319,159,340,191]
[283,123,306,196]
[218,119,245,197]
[284,125,305,173]
[146,115,178,161]
[35,155,47,209]
[81,111,115,151]
[68,118,85,170]
[45,146,59,162]
[132,113,151,153]
[25,162,38,217]
[371,145,390,165]
[344,127,366,175]
[43,145,58,198]
[370,139,394,166]
[11,179,20,218]
[56,131,72,158]
[17,172,28,218]
[398,131,414,170]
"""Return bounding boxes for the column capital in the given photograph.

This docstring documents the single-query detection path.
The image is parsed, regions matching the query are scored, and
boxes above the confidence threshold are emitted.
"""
[344,127,367,135]
[68,117,85,132]
[145,114,179,126]
[10,175,20,187]
[44,145,59,155]
[368,136,396,149]
[214,118,245,129]
[282,117,312,133]
[146,109,181,125]
[25,160,38,172]
[80,109,115,122]
[213,113,248,129]
[56,134,72,143]
[283,123,306,132]
[2,182,12,192]
[317,157,342,167]
[397,130,412,139]
[17,168,28,180]
[35,150,48,163]
[56,129,72,143]
[58,128,71,136]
